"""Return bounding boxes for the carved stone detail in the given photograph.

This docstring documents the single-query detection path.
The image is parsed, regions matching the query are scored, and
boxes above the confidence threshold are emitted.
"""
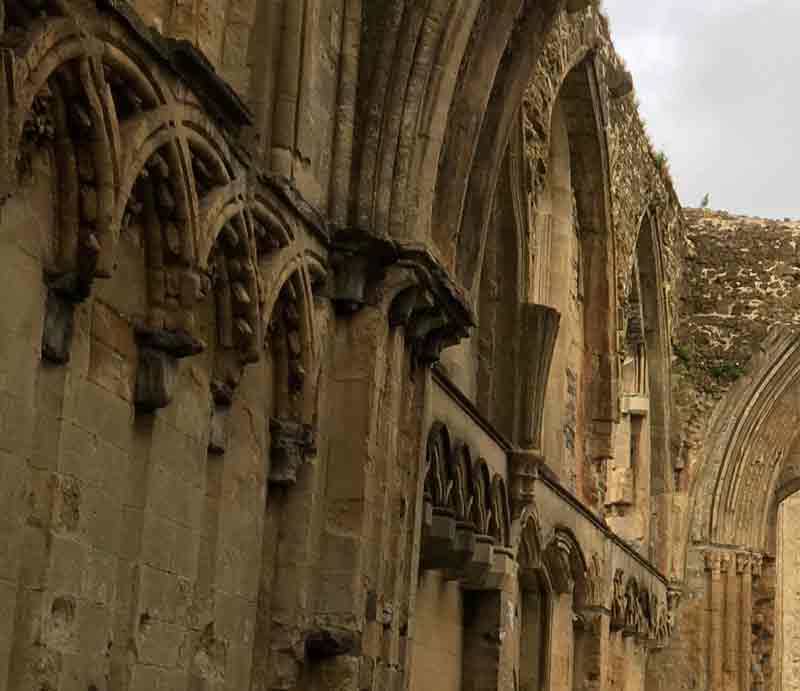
[134,327,203,411]
[41,281,78,364]
[609,568,672,645]
[268,417,314,486]
[584,552,606,609]
[421,423,511,589]
[331,229,396,313]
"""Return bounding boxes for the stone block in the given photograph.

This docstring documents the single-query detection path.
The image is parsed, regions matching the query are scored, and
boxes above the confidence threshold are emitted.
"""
[0,449,27,520]
[444,522,476,581]
[606,466,634,507]
[137,563,179,623]
[483,549,516,591]
[82,487,122,554]
[77,601,112,658]
[136,616,183,668]
[91,301,136,358]
[172,525,200,579]
[82,549,117,605]
[60,422,104,488]
[420,511,457,571]
[140,511,178,571]
[0,389,34,457]
[73,380,134,452]
[48,536,87,596]
[119,506,144,560]
[316,570,359,617]
[0,579,17,643]
[462,534,495,588]
[30,408,62,472]
[89,338,134,401]
[621,394,649,417]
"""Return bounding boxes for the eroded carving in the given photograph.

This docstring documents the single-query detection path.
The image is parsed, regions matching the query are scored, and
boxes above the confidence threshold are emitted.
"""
[268,417,314,486]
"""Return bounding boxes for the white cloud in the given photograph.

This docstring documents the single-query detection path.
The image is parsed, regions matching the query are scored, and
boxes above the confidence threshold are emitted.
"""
[602,0,800,218]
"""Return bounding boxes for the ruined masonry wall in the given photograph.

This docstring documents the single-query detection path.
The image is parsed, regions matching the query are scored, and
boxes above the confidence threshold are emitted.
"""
[779,492,800,690]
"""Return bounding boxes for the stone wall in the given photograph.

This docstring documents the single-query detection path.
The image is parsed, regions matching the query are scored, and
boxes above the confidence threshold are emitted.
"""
[777,492,800,689]
[0,1,691,690]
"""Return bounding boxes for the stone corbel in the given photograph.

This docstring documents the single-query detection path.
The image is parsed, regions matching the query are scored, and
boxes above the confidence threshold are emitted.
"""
[41,276,79,364]
[421,505,459,571]
[461,534,496,589]
[330,229,397,313]
[508,450,545,519]
[407,307,454,366]
[482,546,516,590]
[444,521,477,581]
[268,416,315,486]
[516,304,561,450]
[389,284,468,368]
[40,268,96,364]
[134,327,203,411]
[389,245,475,367]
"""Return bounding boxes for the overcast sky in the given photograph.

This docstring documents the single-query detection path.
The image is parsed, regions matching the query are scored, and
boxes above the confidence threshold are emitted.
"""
[602,1,800,218]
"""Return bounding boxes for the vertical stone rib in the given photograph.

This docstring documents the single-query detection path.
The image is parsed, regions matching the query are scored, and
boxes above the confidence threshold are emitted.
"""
[371,0,427,237]
[740,553,753,691]
[725,554,739,688]
[706,551,724,691]
[248,0,283,159]
[329,0,361,226]
[386,0,452,238]
[355,1,406,229]
[270,0,305,175]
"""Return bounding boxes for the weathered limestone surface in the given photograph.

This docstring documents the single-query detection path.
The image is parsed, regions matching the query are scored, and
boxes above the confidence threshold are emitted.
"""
[778,493,800,690]
[6,0,799,690]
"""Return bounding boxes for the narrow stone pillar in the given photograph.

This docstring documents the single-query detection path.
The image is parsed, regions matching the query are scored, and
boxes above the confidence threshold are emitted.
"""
[706,551,724,691]
[725,552,739,688]
[738,552,753,691]
[574,610,611,691]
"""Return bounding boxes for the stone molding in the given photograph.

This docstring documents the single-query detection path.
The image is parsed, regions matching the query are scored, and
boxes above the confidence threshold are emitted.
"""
[610,568,673,645]
[420,422,512,590]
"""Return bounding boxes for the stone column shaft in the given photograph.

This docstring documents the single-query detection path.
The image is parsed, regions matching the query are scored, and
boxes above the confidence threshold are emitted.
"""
[739,554,753,691]
[725,556,739,688]
[706,551,725,691]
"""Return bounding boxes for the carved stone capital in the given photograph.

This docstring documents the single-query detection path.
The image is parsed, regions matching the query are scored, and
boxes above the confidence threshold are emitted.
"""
[269,417,315,486]
[737,552,752,575]
[330,229,397,313]
[704,550,722,574]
